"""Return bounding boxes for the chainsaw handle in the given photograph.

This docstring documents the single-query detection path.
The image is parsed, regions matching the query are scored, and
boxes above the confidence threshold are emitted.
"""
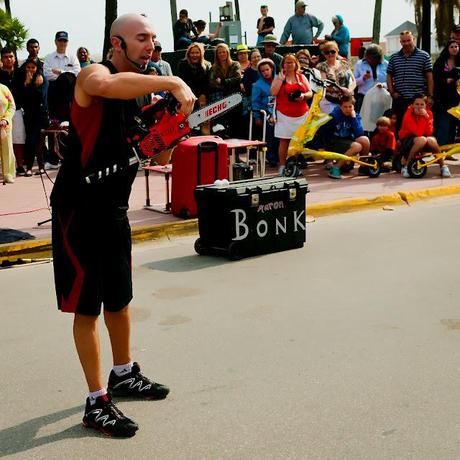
[166,94,179,113]
[140,94,179,123]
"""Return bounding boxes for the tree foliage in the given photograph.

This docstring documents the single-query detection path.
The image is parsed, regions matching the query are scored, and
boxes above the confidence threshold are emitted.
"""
[408,0,460,47]
[0,8,27,50]
[433,0,460,47]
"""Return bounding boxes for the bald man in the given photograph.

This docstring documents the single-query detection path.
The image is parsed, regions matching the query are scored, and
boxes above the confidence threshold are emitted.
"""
[50,14,195,438]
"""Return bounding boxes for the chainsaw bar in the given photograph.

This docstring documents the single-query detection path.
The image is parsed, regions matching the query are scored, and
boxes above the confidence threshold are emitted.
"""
[187,93,243,128]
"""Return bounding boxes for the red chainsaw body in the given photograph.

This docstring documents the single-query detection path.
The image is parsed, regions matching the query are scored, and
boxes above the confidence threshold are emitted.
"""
[137,103,191,157]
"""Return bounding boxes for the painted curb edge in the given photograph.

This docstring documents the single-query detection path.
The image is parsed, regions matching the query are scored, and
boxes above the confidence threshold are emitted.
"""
[1,184,459,262]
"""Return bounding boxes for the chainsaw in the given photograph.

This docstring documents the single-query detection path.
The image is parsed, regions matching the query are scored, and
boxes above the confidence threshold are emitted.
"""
[84,93,242,184]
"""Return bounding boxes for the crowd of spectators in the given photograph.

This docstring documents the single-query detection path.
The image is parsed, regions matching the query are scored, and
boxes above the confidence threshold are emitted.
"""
[1,3,459,185]
[170,4,458,179]
[0,31,81,182]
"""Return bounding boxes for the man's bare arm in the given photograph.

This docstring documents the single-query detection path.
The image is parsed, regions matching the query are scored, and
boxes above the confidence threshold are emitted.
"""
[76,63,196,115]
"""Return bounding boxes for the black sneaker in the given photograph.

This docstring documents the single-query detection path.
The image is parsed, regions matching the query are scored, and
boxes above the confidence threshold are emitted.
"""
[108,362,170,400]
[16,166,26,176]
[82,393,138,438]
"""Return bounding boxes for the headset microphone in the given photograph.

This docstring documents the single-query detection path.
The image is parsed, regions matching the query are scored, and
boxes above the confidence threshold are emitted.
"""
[115,35,148,71]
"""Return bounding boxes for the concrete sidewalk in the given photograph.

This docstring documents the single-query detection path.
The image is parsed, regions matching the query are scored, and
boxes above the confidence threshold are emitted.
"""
[1,158,460,261]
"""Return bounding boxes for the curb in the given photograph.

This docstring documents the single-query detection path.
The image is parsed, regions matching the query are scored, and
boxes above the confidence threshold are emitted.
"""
[307,192,405,217]
[308,184,460,217]
[1,184,460,263]
[398,184,460,204]
[0,219,199,263]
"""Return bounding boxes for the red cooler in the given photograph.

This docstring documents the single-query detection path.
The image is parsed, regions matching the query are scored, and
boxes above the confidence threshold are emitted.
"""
[171,136,228,218]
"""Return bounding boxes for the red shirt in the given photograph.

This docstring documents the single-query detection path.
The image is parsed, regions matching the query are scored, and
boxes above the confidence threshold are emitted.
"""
[370,130,396,154]
[399,106,434,139]
[275,75,310,117]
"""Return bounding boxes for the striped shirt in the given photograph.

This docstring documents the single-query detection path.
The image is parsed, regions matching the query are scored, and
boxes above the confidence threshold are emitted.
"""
[387,48,432,99]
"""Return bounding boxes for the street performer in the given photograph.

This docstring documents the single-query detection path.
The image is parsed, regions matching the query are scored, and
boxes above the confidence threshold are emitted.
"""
[50,13,195,437]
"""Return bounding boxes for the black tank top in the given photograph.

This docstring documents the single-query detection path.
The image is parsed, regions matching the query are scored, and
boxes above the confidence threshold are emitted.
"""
[50,61,139,209]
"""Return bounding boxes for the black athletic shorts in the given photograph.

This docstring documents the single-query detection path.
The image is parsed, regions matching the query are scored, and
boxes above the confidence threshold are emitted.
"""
[52,206,133,316]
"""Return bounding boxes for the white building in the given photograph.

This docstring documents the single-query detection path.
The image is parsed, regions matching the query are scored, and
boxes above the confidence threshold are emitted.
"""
[384,20,440,56]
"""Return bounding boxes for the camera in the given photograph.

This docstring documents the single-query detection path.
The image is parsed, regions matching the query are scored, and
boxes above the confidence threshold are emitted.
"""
[287,89,302,102]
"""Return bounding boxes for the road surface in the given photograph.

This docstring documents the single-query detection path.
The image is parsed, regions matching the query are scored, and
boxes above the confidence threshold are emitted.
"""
[1,197,460,459]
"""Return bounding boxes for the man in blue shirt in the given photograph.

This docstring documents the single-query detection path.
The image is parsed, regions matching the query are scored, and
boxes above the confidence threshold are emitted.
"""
[280,0,324,45]
[386,30,433,131]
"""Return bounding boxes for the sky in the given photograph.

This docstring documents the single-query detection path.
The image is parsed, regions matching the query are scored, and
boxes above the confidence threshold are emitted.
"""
[9,0,420,59]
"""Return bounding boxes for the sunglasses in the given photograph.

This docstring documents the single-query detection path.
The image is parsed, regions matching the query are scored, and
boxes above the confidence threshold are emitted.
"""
[324,50,337,55]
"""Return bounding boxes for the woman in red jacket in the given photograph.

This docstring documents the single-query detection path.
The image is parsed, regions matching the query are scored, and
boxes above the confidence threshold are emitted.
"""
[271,53,312,176]
[399,94,451,178]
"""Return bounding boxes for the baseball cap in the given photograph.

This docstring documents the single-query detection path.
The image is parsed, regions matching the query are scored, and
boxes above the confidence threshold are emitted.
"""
[154,41,162,50]
[55,31,69,41]
[296,0,307,7]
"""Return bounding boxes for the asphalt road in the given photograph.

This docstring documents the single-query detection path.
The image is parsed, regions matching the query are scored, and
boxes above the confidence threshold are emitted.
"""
[1,197,460,460]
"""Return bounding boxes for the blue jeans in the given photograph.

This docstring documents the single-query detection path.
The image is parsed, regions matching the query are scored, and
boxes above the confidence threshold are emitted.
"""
[177,37,193,50]
[177,36,210,50]
[435,110,458,146]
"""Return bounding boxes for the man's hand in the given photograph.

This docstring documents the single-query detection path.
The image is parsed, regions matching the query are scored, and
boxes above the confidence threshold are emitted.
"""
[52,68,62,76]
[169,77,196,116]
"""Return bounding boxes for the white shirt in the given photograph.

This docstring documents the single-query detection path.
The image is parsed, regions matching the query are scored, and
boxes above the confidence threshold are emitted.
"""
[43,51,81,81]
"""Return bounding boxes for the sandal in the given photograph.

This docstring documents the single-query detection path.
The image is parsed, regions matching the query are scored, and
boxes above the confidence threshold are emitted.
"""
[25,170,33,177]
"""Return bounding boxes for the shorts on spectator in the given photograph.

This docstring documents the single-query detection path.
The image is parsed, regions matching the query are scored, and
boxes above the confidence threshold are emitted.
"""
[324,138,354,154]
[274,110,307,139]
[12,109,26,144]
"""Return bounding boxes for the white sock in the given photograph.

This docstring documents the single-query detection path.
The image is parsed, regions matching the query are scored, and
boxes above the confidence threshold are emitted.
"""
[113,362,133,377]
[89,387,107,405]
